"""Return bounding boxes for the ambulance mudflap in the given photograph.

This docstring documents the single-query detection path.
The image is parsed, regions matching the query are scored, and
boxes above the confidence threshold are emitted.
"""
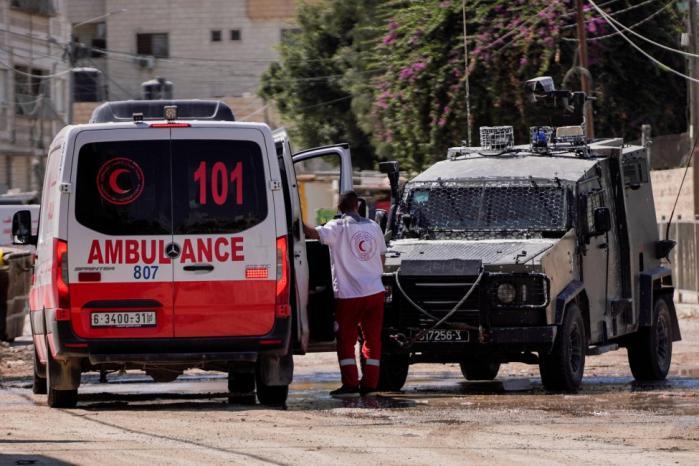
[67,132,279,340]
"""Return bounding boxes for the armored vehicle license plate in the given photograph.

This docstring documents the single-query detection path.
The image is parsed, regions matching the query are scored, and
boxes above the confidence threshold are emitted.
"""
[414,329,468,342]
[91,311,156,328]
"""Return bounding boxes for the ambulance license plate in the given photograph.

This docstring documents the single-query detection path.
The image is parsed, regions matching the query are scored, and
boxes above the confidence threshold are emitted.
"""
[91,311,156,328]
[414,329,467,342]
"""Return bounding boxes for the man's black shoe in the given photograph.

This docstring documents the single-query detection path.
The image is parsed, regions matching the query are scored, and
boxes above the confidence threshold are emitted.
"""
[330,385,360,398]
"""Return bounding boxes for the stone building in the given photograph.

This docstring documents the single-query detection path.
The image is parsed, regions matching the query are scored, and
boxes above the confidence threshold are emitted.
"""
[0,0,70,193]
[65,0,302,123]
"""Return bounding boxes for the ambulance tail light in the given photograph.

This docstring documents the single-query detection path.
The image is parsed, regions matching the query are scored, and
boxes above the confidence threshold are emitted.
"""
[53,238,70,317]
[275,236,291,318]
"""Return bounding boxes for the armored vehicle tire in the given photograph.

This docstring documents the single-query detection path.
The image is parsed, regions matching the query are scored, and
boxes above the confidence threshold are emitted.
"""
[255,369,288,407]
[378,354,410,392]
[539,303,586,393]
[459,361,500,381]
[627,296,673,381]
[32,345,47,395]
[228,370,256,404]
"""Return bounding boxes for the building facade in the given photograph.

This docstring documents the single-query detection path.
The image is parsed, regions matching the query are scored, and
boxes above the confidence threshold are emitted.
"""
[0,0,70,193]
[66,0,301,123]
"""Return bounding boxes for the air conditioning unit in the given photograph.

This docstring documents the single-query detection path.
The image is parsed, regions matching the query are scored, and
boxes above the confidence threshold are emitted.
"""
[135,56,155,69]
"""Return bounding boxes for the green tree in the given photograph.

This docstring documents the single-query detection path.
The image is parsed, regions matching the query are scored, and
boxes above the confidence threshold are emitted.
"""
[260,0,378,168]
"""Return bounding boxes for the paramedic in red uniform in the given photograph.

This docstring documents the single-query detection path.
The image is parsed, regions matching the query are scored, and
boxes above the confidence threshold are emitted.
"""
[303,191,387,397]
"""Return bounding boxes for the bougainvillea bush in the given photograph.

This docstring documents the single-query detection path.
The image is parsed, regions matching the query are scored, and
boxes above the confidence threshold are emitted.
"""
[263,0,686,171]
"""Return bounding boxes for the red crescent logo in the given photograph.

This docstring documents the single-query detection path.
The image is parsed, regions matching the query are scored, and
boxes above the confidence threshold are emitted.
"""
[358,240,367,252]
[108,168,130,195]
[96,157,145,205]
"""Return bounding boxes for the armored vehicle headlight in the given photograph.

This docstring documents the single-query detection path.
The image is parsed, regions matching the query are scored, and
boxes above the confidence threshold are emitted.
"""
[496,283,516,304]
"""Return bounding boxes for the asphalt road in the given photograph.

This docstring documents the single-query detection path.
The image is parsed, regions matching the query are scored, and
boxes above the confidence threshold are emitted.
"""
[0,319,698,465]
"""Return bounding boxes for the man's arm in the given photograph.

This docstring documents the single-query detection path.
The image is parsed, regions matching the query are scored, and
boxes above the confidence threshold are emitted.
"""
[303,222,320,240]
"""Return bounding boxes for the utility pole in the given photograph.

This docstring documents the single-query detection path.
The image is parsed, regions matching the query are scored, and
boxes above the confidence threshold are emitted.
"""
[575,0,595,139]
[689,0,699,219]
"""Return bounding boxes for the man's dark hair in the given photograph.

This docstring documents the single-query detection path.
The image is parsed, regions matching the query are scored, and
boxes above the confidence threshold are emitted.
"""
[338,191,359,213]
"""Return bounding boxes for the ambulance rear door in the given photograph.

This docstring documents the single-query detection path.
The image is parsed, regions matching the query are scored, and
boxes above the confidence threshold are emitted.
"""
[292,144,353,352]
[273,129,310,353]
[170,127,277,338]
[67,129,176,340]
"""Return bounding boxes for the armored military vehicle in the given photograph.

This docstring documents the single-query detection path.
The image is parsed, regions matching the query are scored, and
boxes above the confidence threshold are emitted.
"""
[377,77,681,392]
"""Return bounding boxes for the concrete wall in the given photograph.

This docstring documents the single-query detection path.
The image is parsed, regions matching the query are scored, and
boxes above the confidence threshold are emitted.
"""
[651,168,695,222]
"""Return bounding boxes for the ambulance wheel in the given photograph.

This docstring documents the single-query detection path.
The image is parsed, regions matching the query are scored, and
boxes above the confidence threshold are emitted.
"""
[228,371,256,405]
[255,376,288,407]
[378,354,409,392]
[459,360,500,381]
[627,296,672,381]
[45,337,80,409]
[539,303,586,393]
[32,345,47,395]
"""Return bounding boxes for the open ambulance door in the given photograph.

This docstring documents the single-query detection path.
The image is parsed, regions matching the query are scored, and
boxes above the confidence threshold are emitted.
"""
[291,143,353,353]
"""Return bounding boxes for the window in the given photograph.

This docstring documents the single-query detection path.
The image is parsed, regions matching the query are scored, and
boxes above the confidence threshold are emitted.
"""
[75,141,172,235]
[171,140,268,234]
[230,29,241,41]
[585,189,605,235]
[211,30,222,42]
[14,66,49,116]
[622,157,649,187]
[136,33,169,58]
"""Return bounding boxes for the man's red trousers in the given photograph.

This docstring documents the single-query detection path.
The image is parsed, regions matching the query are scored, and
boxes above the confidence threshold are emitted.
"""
[334,291,385,389]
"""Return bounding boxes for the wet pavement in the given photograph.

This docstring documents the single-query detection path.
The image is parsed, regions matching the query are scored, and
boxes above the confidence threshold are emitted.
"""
[1,320,698,464]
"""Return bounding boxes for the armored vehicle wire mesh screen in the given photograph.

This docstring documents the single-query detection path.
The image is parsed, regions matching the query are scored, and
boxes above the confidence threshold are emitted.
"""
[400,180,568,238]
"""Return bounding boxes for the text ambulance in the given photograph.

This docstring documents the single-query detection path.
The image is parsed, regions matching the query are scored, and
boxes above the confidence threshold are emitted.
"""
[14,100,354,408]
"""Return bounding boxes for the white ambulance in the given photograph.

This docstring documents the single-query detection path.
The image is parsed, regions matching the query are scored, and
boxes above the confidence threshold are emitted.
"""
[13,100,353,408]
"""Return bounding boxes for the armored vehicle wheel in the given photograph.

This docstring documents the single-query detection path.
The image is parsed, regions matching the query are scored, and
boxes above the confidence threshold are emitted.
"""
[32,345,47,395]
[228,370,256,404]
[459,360,500,381]
[146,368,181,383]
[378,354,410,391]
[627,296,672,381]
[539,303,586,393]
[255,368,288,407]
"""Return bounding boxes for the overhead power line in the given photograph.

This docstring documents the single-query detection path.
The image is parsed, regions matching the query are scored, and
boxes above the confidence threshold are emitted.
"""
[589,0,698,58]
[560,0,661,30]
[562,0,677,42]
[588,0,699,83]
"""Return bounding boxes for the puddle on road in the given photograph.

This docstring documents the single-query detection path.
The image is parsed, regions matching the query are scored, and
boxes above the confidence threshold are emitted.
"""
[5,367,697,416]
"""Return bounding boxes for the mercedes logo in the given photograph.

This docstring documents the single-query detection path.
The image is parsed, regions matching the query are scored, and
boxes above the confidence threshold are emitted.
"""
[165,242,181,259]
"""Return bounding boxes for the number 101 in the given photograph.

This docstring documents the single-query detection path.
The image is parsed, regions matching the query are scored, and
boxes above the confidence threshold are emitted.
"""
[193,161,243,205]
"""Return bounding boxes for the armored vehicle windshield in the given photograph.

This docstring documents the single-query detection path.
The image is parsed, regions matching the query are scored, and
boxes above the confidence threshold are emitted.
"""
[398,178,570,240]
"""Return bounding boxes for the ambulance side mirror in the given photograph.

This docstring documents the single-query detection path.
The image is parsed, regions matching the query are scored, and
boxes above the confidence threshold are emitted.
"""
[12,210,37,246]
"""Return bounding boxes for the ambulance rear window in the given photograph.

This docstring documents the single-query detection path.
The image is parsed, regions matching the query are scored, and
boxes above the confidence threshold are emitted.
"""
[75,140,172,235]
[171,139,268,234]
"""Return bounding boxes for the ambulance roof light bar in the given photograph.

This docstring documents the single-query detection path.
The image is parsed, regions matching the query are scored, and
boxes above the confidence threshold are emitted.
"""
[90,99,235,123]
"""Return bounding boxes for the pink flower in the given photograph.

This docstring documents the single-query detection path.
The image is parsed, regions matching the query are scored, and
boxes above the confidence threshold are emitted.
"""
[383,32,397,45]
[520,56,528,66]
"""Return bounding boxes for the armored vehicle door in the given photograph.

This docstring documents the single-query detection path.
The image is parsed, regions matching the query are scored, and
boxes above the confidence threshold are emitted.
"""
[292,144,353,352]
[578,164,625,344]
